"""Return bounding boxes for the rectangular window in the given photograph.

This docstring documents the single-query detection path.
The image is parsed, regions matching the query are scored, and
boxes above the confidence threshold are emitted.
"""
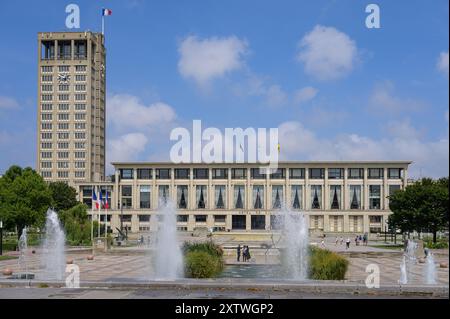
[291,185,302,209]
[41,123,52,130]
[74,152,85,158]
[348,168,364,179]
[232,168,247,179]
[120,169,134,179]
[270,168,285,179]
[74,142,85,149]
[41,113,52,121]
[58,85,69,91]
[121,185,133,209]
[232,215,246,230]
[74,161,85,168]
[252,185,264,209]
[389,185,401,196]
[41,132,52,139]
[177,185,189,209]
[328,168,344,179]
[137,169,152,179]
[214,215,226,223]
[58,123,69,130]
[41,75,53,82]
[289,168,305,179]
[41,171,52,178]
[75,84,86,91]
[311,185,322,209]
[329,185,342,209]
[41,94,53,101]
[57,151,69,159]
[272,185,284,209]
[58,94,69,101]
[74,123,85,130]
[193,168,209,179]
[57,171,69,178]
[75,65,87,72]
[139,215,150,222]
[74,113,86,120]
[74,132,85,139]
[158,185,169,205]
[215,185,226,209]
[388,168,402,179]
[41,104,53,111]
[57,142,69,149]
[369,185,381,209]
[251,215,266,230]
[251,168,266,179]
[140,185,151,209]
[234,185,245,209]
[309,168,325,179]
[349,185,363,209]
[75,103,86,110]
[195,185,207,209]
[41,152,52,159]
[41,161,52,169]
[156,169,170,179]
[175,168,190,179]
[57,161,69,169]
[75,75,86,82]
[74,171,85,178]
[58,103,70,111]
[41,142,52,149]
[177,215,188,223]
[368,168,383,179]
[212,168,228,179]
[41,84,53,92]
[41,66,53,73]
[58,66,70,72]
[58,113,70,121]
[195,215,207,223]
[75,94,86,101]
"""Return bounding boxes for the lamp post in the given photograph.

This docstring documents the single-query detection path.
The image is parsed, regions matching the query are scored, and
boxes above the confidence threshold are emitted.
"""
[0,220,3,256]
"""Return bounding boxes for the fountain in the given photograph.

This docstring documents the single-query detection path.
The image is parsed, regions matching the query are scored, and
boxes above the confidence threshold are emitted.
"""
[10,227,35,279]
[150,199,183,280]
[399,256,408,284]
[425,253,437,284]
[41,208,66,281]
[398,239,418,284]
[276,207,309,280]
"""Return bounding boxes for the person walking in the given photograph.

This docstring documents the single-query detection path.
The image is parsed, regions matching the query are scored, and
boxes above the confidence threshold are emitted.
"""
[242,246,247,262]
[246,246,251,262]
[237,244,241,262]
[355,236,359,246]
[335,237,339,246]
[340,236,344,245]
[346,237,351,249]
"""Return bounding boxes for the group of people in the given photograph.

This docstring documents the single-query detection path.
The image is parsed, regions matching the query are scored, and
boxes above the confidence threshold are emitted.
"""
[334,233,368,249]
[236,244,251,262]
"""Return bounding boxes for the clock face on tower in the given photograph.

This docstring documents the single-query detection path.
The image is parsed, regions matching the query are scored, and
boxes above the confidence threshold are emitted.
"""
[57,73,70,84]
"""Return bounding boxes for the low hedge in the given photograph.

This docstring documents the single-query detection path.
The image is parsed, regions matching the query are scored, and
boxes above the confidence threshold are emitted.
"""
[183,241,224,278]
[309,247,349,280]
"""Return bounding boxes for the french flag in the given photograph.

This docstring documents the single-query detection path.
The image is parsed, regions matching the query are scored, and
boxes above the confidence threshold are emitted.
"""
[92,188,99,209]
[104,191,110,209]
[102,8,112,16]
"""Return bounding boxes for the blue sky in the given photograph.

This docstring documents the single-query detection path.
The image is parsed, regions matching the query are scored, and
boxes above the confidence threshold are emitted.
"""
[0,0,448,177]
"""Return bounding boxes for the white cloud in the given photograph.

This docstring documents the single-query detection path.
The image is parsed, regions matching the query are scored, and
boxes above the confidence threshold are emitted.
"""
[107,94,176,131]
[368,81,426,114]
[297,25,358,81]
[265,85,288,107]
[0,96,19,110]
[178,35,248,87]
[294,86,318,104]
[107,133,149,170]
[278,120,449,178]
[437,51,449,76]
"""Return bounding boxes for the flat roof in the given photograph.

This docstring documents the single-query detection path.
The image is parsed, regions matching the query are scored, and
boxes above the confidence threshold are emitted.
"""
[111,160,413,166]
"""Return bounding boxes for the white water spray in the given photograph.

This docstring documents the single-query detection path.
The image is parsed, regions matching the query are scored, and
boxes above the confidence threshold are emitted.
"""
[41,209,66,280]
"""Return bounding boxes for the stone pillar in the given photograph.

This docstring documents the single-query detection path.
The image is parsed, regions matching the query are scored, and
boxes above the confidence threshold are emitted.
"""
[246,213,251,231]
[305,168,310,210]
[133,169,138,209]
[324,168,329,210]
[363,168,369,210]
[343,214,350,233]
[323,215,330,233]
[343,168,348,210]
[363,214,370,233]
[383,167,388,210]
[131,214,139,233]
[114,170,120,209]
[226,214,232,232]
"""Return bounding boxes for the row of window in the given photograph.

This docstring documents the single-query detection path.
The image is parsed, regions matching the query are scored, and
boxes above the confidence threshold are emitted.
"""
[41,171,85,179]
[39,147,86,158]
[40,161,86,169]
[41,103,86,111]
[41,65,87,73]
[41,132,87,140]
[42,123,86,130]
[118,167,403,180]
[42,75,87,82]
[41,40,88,60]
[41,113,87,121]
[41,84,87,92]
[41,94,87,101]
[115,184,401,211]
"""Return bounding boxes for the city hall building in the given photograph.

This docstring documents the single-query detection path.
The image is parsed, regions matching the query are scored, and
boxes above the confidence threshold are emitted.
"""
[75,161,410,237]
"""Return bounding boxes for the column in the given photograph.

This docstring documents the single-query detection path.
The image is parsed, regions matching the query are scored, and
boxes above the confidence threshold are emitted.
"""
[246,214,251,231]
[363,168,369,210]
[305,168,310,211]
[403,167,408,189]
[363,214,370,234]
[114,170,120,209]
[383,167,389,210]
[133,169,138,209]
[343,214,349,233]
[324,168,329,210]
[343,168,348,210]
[323,215,330,233]
[131,214,139,233]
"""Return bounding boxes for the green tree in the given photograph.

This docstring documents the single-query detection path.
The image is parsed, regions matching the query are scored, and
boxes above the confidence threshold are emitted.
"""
[49,181,78,211]
[0,165,52,238]
[60,203,93,245]
[388,177,449,243]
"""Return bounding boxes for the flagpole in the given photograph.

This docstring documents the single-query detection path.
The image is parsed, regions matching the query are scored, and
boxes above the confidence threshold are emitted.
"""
[91,187,94,251]
[102,14,104,35]
[97,186,101,238]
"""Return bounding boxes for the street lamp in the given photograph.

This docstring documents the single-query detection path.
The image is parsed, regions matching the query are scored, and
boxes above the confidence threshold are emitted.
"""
[0,220,3,256]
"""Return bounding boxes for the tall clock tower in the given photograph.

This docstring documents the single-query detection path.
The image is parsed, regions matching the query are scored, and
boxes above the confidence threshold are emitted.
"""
[37,32,106,185]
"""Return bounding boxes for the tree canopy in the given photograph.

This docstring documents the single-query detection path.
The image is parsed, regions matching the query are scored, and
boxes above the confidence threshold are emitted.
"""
[388,177,449,242]
[49,181,78,212]
[0,165,52,236]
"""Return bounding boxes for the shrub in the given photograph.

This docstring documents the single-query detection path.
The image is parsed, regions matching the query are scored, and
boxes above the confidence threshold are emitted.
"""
[185,251,223,278]
[424,240,448,249]
[183,241,224,278]
[309,247,349,280]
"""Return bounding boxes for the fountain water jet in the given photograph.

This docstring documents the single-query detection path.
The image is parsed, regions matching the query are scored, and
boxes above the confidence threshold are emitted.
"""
[425,253,437,284]
[18,227,28,274]
[41,209,66,281]
[150,199,183,280]
[275,207,309,280]
[399,256,408,284]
